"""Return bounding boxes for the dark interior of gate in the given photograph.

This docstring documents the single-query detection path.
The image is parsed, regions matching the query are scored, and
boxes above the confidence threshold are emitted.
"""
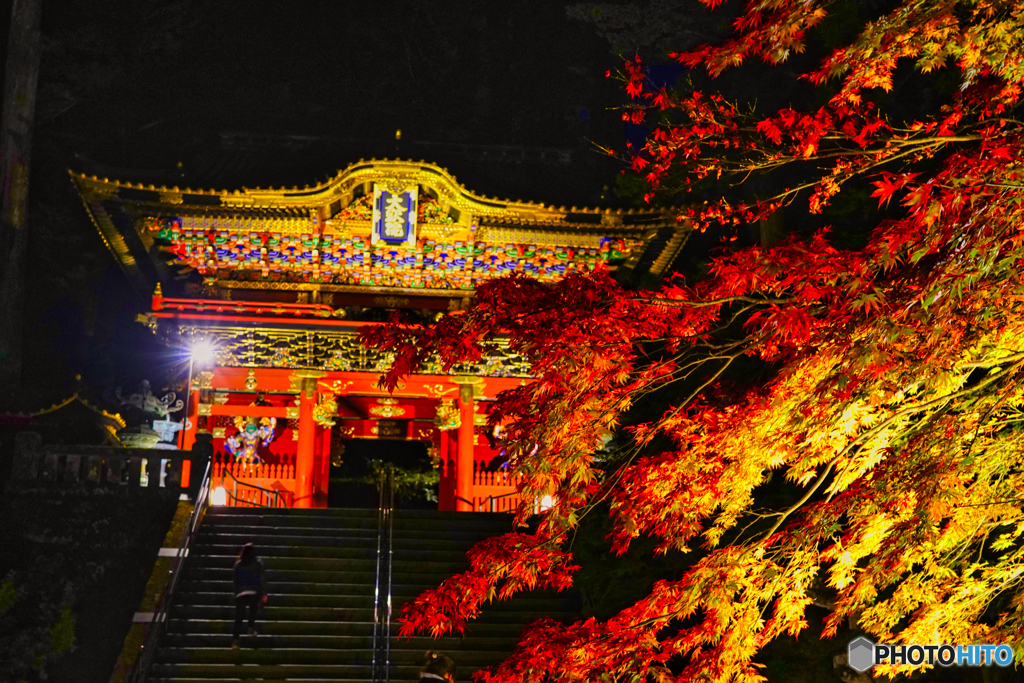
[327,437,433,509]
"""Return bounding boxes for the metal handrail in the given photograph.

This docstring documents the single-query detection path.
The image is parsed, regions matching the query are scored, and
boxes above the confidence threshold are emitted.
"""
[478,490,518,512]
[371,466,395,683]
[126,460,212,683]
[385,468,394,680]
[220,465,290,507]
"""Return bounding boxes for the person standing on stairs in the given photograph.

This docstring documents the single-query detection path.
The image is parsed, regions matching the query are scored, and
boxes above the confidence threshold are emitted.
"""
[418,651,457,682]
[232,543,267,649]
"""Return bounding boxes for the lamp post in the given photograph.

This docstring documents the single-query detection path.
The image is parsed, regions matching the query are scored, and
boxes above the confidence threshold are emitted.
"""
[179,340,215,449]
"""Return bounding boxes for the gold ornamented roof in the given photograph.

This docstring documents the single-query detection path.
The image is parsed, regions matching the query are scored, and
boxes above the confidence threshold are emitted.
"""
[32,393,127,429]
[71,159,689,298]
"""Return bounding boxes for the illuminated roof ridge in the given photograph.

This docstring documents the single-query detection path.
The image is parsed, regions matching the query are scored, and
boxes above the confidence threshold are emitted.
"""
[70,158,669,217]
[71,157,690,297]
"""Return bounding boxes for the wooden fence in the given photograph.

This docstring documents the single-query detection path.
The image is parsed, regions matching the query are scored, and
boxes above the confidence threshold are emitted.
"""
[8,446,197,495]
[209,453,296,508]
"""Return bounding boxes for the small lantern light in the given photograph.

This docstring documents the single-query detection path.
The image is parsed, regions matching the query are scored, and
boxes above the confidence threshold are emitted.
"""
[211,486,227,506]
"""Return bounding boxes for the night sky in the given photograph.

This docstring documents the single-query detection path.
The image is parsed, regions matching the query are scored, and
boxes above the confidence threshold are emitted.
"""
[9,0,709,406]
[4,0,890,407]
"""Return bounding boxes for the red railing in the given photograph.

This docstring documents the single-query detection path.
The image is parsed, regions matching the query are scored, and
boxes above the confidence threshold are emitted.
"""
[153,296,336,318]
[212,456,295,481]
[471,464,523,513]
[211,453,296,508]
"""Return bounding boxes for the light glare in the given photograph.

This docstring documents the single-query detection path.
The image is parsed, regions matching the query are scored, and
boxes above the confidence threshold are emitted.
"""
[211,486,227,506]
[191,340,215,365]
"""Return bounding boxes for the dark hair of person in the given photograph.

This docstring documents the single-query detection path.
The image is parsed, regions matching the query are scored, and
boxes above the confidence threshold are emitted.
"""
[421,650,456,678]
[237,543,257,564]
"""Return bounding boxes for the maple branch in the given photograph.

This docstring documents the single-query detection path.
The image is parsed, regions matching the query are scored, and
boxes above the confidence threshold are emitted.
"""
[738,141,953,208]
[567,350,755,536]
[955,495,1024,508]
[956,366,1024,488]
[651,351,744,432]
[630,341,756,403]
[958,352,1024,369]
[631,295,791,308]
[762,463,836,542]
[766,357,1024,544]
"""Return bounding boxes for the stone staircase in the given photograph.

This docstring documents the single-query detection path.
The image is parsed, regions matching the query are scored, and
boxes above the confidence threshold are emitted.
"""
[147,506,579,682]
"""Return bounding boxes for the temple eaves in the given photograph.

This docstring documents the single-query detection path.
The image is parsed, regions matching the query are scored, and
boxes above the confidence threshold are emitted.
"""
[71,158,690,304]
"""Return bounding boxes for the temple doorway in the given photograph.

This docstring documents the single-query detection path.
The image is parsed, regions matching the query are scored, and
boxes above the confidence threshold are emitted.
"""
[327,438,434,509]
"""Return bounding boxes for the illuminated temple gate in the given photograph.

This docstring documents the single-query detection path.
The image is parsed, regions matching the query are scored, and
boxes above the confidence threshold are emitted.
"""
[72,160,688,510]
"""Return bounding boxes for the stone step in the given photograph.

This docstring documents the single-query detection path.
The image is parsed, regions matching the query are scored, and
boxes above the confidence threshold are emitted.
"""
[160,633,520,651]
[179,590,578,611]
[179,580,406,596]
[171,604,574,624]
[197,526,379,540]
[149,662,420,679]
[155,647,508,666]
[196,528,499,547]
[166,618,531,638]
[179,593,374,609]
[151,679,372,683]
[190,542,487,561]
[205,509,514,532]
[143,508,571,683]
[185,567,458,585]
[186,555,467,573]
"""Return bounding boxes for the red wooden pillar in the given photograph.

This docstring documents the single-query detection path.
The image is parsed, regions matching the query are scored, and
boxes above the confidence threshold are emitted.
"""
[456,383,475,512]
[181,386,200,451]
[438,430,454,511]
[315,424,330,508]
[295,374,318,508]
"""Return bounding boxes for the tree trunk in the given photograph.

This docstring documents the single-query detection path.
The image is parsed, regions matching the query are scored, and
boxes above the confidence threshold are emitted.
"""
[0,0,42,405]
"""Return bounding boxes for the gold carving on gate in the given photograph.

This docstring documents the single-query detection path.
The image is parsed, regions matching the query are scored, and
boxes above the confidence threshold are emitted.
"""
[369,398,406,418]
[161,325,532,377]
[313,392,338,428]
[434,399,460,431]
[424,384,457,398]
[372,296,410,308]
[290,370,326,399]
[325,379,354,394]
[372,420,404,438]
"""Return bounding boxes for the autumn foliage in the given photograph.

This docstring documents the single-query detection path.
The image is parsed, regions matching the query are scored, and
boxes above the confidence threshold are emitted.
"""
[362,1,1024,681]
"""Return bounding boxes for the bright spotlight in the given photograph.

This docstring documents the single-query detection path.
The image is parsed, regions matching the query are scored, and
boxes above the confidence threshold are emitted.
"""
[211,486,227,506]
[191,340,215,365]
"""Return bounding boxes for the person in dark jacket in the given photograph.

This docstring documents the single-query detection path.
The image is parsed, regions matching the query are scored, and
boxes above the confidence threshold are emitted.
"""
[232,543,267,648]
[418,650,456,682]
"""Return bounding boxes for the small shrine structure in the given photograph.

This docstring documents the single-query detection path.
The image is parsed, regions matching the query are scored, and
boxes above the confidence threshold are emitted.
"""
[71,159,688,510]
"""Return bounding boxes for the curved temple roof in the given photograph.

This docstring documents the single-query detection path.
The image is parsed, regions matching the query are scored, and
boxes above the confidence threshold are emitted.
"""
[71,158,689,299]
